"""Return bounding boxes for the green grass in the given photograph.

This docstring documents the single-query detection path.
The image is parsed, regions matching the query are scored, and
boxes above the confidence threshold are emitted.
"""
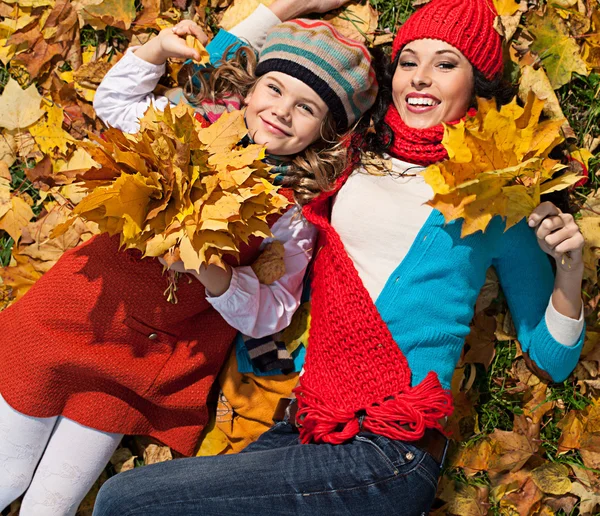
[474,340,524,435]
[371,0,414,30]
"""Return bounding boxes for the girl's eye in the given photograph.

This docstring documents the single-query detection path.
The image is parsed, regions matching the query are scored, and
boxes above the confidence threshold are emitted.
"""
[299,104,314,115]
[267,84,281,94]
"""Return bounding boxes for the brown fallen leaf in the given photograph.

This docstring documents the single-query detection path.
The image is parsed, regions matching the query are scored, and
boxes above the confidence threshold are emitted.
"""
[251,240,285,284]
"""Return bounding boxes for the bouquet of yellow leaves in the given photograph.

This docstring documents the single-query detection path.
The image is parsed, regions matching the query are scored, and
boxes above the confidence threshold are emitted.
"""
[53,104,289,274]
[423,93,582,237]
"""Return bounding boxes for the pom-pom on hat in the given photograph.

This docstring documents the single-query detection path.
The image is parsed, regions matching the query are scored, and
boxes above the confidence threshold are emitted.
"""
[391,0,503,80]
[255,19,378,132]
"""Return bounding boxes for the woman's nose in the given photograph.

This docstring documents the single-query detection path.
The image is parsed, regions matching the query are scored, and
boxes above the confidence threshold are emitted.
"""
[411,67,432,88]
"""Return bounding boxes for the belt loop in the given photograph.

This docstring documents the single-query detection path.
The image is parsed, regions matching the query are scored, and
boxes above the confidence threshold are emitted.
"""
[356,409,366,431]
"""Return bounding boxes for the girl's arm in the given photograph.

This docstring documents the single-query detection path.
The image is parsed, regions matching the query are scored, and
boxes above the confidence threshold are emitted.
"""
[167,206,317,339]
[93,26,243,133]
[493,209,585,383]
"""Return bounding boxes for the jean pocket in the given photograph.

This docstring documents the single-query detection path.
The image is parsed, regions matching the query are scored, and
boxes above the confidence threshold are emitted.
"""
[355,434,426,475]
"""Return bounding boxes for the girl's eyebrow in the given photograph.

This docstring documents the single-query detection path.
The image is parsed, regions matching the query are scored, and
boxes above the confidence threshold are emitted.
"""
[269,75,323,111]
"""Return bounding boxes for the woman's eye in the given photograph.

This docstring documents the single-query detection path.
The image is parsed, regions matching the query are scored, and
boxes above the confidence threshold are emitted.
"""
[399,61,417,68]
[438,62,457,70]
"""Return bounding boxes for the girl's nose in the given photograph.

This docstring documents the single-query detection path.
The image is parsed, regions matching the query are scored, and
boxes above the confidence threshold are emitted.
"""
[273,100,292,120]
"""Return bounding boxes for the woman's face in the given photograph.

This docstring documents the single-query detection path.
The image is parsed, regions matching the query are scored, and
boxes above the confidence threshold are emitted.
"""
[392,39,474,129]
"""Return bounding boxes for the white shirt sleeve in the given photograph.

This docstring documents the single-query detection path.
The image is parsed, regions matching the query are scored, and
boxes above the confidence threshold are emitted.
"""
[206,206,317,338]
[93,49,169,134]
[229,4,282,51]
[545,297,584,347]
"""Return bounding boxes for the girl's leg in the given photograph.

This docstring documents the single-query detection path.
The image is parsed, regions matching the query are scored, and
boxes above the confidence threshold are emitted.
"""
[0,393,58,511]
[93,423,440,516]
[20,417,122,516]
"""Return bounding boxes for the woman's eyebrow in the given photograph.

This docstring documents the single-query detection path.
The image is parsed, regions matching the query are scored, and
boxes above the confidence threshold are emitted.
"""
[435,49,461,58]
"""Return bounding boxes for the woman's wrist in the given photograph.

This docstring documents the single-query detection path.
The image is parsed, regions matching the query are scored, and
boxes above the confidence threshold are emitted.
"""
[269,0,315,20]
[552,265,584,320]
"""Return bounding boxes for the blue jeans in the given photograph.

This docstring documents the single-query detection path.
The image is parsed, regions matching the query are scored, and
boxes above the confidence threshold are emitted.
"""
[93,422,443,516]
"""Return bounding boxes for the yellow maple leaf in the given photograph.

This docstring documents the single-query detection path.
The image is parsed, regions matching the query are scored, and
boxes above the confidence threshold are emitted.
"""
[0,78,45,131]
[186,35,210,65]
[61,106,288,283]
[0,178,35,243]
[29,103,74,155]
[423,94,578,237]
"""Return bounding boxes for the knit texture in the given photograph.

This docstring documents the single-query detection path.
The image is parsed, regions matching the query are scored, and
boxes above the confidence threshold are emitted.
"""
[295,136,453,445]
[384,104,448,165]
[391,0,503,80]
[383,104,478,165]
[256,19,378,131]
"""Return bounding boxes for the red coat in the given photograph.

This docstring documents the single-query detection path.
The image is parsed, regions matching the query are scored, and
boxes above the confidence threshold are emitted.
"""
[0,232,266,455]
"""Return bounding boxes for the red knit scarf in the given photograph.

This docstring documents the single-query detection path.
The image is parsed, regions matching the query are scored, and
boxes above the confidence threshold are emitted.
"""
[383,104,449,165]
[295,133,454,445]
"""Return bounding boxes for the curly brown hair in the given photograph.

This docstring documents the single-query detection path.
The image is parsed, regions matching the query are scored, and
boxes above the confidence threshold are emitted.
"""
[177,44,349,206]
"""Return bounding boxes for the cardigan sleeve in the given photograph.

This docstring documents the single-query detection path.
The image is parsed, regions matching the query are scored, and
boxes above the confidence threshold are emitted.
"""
[492,219,584,382]
[206,206,317,338]
[93,30,244,133]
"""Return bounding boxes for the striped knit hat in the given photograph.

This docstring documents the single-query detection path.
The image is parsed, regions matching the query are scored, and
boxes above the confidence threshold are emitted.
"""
[391,0,503,80]
[255,19,378,132]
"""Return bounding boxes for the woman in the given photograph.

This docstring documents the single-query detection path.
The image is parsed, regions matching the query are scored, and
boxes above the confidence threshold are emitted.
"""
[93,0,585,514]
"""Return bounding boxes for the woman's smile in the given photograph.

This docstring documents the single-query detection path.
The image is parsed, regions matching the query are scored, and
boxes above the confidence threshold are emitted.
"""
[405,92,441,114]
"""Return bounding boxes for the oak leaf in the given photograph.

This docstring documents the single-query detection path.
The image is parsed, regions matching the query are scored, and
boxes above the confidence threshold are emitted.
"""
[324,1,379,44]
[423,94,576,237]
[219,0,276,31]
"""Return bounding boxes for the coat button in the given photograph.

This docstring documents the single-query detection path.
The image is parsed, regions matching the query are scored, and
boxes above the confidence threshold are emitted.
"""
[148,333,158,340]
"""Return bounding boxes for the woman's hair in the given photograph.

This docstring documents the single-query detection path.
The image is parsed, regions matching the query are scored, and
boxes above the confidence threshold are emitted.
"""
[177,44,349,206]
[363,48,517,154]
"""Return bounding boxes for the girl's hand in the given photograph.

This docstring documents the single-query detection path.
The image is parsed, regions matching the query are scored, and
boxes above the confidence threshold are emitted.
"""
[134,21,208,65]
[158,257,232,297]
[528,201,584,273]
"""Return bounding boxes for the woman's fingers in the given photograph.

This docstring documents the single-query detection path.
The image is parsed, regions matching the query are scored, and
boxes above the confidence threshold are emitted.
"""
[528,201,560,228]
[534,215,565,241]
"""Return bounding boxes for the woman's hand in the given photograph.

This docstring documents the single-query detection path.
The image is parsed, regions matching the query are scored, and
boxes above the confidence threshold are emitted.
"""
[529,201,584,320]
[134,21,208,65]
[528,201,584,274]
[269,0,351,20]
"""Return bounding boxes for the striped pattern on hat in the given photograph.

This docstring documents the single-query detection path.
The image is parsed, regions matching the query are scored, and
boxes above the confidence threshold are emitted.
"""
[391,0,503,80]
[255,19,378,132]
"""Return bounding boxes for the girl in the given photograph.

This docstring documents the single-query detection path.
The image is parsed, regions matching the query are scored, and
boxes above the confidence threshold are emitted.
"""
[0,8,377,515]
[93,0,586,515]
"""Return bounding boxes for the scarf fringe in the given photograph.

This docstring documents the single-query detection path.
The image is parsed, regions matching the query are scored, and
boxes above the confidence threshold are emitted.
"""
[295,372,453,445]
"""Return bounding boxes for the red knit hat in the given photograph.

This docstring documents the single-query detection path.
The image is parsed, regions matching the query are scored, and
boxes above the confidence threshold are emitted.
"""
[391,0,503,80]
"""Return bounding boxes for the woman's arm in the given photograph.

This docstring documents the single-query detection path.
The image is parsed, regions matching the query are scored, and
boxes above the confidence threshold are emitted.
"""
[167,206,317,338]
[528,202,584,319]
[493,211,585,383]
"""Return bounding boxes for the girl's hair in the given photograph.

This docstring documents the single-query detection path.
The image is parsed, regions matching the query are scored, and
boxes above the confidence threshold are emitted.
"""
[177,44,348,206]
[363,49,517,154]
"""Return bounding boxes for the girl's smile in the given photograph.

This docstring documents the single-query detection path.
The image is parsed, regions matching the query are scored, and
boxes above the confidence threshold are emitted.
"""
[244,71,328,155]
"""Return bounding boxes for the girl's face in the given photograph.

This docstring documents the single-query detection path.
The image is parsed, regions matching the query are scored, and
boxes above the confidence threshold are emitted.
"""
[392,39,474,129]
[244,72,328,156]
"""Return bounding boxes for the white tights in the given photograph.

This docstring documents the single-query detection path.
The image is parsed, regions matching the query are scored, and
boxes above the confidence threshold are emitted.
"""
[0,393,122,516]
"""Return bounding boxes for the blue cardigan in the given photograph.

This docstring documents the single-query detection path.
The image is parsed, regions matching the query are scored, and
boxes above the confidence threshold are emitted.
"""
[207,30,585,388]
